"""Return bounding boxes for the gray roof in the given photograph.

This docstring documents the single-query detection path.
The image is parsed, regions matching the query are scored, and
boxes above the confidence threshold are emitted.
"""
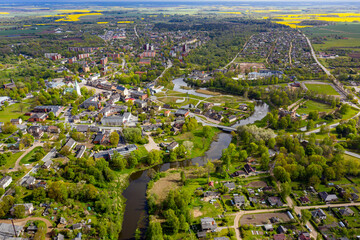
[201,217,217,231]
[0,223,23,238]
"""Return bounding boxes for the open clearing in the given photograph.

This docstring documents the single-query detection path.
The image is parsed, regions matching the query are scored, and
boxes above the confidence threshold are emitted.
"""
[296,100,334,115]
[240,212,291,225]
[305,83,339,95]
[236,62,266,73]
[149,171,181,204]
[0,102,31,122]
[245,180,268,188]
[195,89,221,96]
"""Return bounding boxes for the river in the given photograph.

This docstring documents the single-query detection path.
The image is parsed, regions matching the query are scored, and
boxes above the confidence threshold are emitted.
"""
[119,78,270,239]
[119,133,232,240]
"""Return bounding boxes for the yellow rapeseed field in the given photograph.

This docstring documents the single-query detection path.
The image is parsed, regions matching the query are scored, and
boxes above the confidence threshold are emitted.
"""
[118,21,134,23]
[219,12,242,15]
[55,12,102,22]
[56,10,91,13]
[0,12,9,14]
[97,22,108,24]
[267,13,360,28]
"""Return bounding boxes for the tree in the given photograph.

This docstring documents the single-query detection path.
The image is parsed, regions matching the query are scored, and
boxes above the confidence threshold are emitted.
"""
[280,182,291,199]
[261,152,270,170]
[1,122,17,134]
[179,214,189,232]
[147,222,163,240]
[164,209,179,234]
[181,171,186,185]
[48,181,68,203]
[109,132,120,146]
[20,134,34,147]
[147,150,162,165]
[13,205,25,218]
[88,105,95,111]
[33,187,46,202]
[268,138,276,149]
[202,126,212,138]
[301,209,312,224]
[274,166,290,182]
[48,111,55,120]
[238,150,248,162]
[110,151,126,170]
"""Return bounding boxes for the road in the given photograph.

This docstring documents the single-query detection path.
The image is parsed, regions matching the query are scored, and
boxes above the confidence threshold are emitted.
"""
[154,60,172,85]
[344,150,360,159]
[134,25,140,40]
[0,216,53,240]
[304,33,331,76]
[229,197,360,240]
[8,142,43,173]
[223,34,254,70]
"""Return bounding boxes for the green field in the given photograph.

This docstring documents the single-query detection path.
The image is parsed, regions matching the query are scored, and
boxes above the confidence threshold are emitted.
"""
[0,102,31,122]
[20,146,43,165]
[296,100,334,115]
[1,151,23,169]
[305,83,339,95]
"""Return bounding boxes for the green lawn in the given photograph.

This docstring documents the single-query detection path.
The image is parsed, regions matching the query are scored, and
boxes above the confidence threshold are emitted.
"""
[2,151,23,169]
[19,146,43,165]
[0,102,31,122]
[296,100,334,115]
[305,83,339,95]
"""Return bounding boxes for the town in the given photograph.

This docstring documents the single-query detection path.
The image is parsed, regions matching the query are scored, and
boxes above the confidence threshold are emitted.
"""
[0,2,360,240]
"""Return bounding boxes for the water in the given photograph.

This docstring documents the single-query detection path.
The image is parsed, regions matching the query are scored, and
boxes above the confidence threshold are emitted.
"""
[119,133,232,240]
[231,103,270,128]
[172,78,213,98]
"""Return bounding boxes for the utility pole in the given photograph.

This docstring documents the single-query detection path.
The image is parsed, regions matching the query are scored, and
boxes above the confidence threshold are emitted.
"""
[10,219,17,237]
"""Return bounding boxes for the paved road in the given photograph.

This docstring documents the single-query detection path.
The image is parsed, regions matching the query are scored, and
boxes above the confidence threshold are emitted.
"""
[344,150,360,159]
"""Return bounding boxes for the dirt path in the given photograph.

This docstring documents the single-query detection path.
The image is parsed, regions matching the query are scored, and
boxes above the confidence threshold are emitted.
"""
[0,216,53,240]
[8,142,43,173]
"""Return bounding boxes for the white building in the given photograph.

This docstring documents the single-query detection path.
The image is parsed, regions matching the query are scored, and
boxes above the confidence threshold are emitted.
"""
[101,113,132,126]
[0,176,12,189]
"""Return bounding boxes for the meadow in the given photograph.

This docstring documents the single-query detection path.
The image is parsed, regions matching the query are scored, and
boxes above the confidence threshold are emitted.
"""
[296,100,334,115]
[305,83,339,95]
[0,102,31,122]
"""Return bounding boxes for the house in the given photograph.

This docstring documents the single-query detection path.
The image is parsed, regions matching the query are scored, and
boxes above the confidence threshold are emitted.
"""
[299,196,310,204]
[224,182,236,191]
[244,163,256,174]
[0,223,24,238]
[339,207,355,216]
[203,191,220,199]
[134,99,147,108]
[267,196,283,207]
[0,175,12,189]
[76,145,87,159]
[234,195,245,207]
[298,232,311,240]
[239,104,248,111]
[28,126,44,139]
[351,193,359,201]
[277,225,287,234]
[10,203,34,215]
[274,234,286,240]
[72,223,82,230]
[164,110,171,117]
[10,118,22,125]
[214,237,230,240]
[131,91,147,100]
[21,175,36,187]
[33,105,64,117]
[263,224,273,231]
[203,102,214,110]
[116,86,129,97]
[93,133,106,144]
[175,109,189,117]
[28,113,48,122]
[47,125,60,133]
[81,96,102,110]
[42,160,53,169]
[311,209,327,220]
[200,217,217,231]
[167,142,179,151]
[318,191,338,203]
[64,138,76,150]
[101,113,132,126]
[228,115,237,123]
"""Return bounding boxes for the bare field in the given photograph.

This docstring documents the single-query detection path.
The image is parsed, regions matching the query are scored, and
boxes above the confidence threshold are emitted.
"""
[236,62,266,73]
[240,212,291,225]
[149,171,181,204]
[245,181,268,188]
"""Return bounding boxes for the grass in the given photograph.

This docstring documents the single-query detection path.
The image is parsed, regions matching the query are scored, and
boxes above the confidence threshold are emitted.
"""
[343,154,360,161]
[296,100,334,115]
[172,126,221,158]
[19,146,43,165]
[305,83,339,95]
[0,102,31,122]
[2,151,23,169]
